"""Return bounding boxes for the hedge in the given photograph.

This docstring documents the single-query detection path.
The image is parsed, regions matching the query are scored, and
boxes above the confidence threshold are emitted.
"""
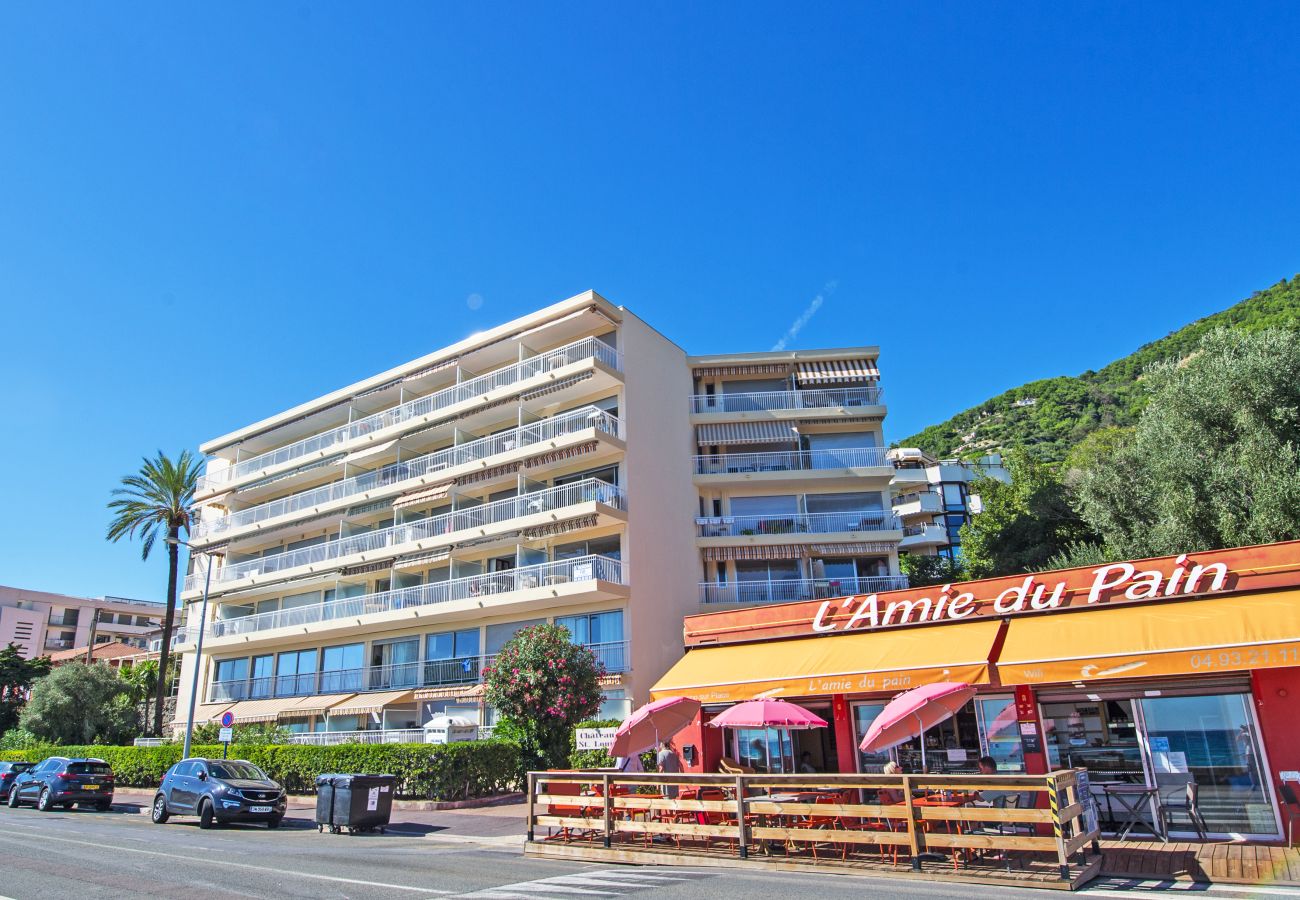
[0,739,519,801]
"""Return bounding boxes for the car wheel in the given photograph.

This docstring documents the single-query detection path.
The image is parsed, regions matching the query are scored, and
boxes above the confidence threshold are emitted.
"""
[96,800,112,812]
[267,816,282,829]
[151,794,170,824]
[198,799,215,829]
[6,786,19,808]
[37,788,53,811]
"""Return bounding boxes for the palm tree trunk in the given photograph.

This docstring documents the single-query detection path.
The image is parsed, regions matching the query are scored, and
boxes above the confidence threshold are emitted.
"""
[153,526,180,736]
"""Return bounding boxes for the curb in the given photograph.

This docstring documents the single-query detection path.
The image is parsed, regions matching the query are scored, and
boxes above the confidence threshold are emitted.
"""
[112,789,524,812]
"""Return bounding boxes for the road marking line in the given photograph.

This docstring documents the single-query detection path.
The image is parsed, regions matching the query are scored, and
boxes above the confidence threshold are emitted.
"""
[0,829,451,894]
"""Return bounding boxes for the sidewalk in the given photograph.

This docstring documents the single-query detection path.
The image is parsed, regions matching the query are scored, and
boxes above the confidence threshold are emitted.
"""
[112,788,527,844]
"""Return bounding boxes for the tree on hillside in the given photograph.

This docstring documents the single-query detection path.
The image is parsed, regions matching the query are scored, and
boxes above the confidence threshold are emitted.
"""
[959,450,1098,578]
[107,449,200,736]
[899,553,967,588]
[0,644,51,737]
[1068,328,1300,560]
[20,662,139,745]
[483,624,604,772]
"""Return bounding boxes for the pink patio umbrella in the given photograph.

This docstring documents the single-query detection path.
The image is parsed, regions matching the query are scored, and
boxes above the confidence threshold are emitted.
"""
[708,699,828,773]
[858,681,976,771]
[610,696,701,758]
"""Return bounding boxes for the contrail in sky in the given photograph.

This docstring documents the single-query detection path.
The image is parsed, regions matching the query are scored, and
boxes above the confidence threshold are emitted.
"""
[772,281,837,351]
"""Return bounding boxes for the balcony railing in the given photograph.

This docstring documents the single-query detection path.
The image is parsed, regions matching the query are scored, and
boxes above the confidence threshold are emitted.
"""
[287,729,427,746]
[208,638,629,702]
[696,510,899,537]
[44,638,74,650]
[187,478,625,591]
[205,554,626,639]
[690,386,882,414]
[192,407,622,542]
[693,446,891,476]
[892,490,941,507]
[699,575,910,605]
[198,336,621,492]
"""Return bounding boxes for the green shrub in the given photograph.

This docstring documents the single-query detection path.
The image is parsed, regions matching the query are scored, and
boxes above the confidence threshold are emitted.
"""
[0,739,519,800]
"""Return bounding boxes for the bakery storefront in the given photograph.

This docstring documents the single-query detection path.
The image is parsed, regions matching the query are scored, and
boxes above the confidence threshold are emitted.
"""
[652,540,1300,840]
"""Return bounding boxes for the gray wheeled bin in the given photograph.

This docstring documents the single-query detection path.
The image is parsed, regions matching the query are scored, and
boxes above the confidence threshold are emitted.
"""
[315,774,342,832]
[328,774,396,834]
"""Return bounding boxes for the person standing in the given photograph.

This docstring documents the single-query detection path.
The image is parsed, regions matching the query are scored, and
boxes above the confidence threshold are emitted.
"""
[657,740,682,799]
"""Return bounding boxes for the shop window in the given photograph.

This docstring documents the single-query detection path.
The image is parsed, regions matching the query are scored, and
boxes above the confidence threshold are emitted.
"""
[977,697,1026,773]
[733,728,794,774]
[1041,699,1143,782]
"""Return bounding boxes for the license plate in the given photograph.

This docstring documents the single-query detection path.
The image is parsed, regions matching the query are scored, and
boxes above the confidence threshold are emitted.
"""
[82,784,99,791]
[250,805,272,813]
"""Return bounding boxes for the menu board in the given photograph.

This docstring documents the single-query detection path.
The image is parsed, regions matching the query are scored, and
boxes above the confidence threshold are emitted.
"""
[1074,769,1100,835]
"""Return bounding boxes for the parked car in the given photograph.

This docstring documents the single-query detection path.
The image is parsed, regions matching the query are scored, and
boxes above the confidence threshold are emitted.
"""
[6,757,114,811]
[152,758,287,829]
[0,761,34,802]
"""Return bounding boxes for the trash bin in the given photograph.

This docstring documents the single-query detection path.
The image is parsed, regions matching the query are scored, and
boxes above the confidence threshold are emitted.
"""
[327,774,396,834]
[315,774,341,833]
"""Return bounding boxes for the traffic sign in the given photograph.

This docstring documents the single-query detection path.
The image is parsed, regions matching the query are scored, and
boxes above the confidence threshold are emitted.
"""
[218,727,234,743]
[220,711,235,728]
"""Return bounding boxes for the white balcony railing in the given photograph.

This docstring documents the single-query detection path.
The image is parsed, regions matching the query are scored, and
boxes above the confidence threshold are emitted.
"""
[192,407,621,542]
[209,636,629,702]
[693,446,891,476]
[696,510,899,537]
[287,729,427,746]
[198,336,621,492]
[690,386,882,414]
[205,554,626,639]
[186,478,625,592]
[699,575,909,605]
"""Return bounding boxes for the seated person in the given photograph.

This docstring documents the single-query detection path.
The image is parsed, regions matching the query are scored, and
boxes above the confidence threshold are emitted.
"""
[975,755,1017,806]
[798,751,817,774]
[877,760,905,805]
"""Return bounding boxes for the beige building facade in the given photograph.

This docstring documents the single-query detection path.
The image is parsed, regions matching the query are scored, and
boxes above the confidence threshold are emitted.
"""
[172,292,903,741]
[0,585,164,659]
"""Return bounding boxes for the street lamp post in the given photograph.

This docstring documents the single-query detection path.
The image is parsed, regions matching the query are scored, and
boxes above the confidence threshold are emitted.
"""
[167,537,218,761]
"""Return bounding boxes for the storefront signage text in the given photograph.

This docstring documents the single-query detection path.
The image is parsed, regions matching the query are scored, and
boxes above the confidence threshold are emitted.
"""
[810,555,1229,634]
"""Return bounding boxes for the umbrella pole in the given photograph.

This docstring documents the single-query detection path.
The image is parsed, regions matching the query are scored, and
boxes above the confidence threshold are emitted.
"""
[917,713,926,773]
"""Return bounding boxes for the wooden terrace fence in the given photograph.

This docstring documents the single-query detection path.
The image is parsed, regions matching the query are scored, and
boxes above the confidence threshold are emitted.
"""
[526,769,1101,887]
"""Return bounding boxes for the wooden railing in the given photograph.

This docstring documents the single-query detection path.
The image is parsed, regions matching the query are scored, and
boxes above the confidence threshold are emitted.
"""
[527,769,1099,881]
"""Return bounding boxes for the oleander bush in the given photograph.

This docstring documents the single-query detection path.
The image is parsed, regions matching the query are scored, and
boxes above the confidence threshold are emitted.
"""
[0,739,519,800]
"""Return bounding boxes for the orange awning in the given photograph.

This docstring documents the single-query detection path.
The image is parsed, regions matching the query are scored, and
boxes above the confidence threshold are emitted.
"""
[997,589,1300,685]
[650,619,1000,704]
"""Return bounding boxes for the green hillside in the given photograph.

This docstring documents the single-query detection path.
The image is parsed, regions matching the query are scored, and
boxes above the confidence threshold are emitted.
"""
[899,275,1300,462]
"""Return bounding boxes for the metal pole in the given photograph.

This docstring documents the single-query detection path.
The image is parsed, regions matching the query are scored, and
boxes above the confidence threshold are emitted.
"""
[181,554,214,760]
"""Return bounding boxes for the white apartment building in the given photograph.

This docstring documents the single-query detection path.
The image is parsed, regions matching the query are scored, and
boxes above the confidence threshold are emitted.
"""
[0,585,165,659]
[889,448,1010,558]
[172,291,905,740]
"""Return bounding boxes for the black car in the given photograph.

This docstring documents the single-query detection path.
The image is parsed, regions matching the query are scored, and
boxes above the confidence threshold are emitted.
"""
[152,758,287,829]
[7,757,114,811]
[0,761,34,801]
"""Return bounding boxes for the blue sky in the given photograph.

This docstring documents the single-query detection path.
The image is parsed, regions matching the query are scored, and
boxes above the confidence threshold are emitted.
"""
[1,2,1297,601]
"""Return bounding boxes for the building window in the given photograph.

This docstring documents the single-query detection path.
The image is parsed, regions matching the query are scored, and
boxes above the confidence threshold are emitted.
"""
[276,649,318,696]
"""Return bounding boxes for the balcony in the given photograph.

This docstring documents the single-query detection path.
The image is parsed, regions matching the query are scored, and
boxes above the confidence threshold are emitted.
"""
[207,638,629,703]
[892,491,943,519]
[285,726,496,745]
[197,336,621,496]
[44,638,74,650]
[699,575,910,605]
[204,554,627,640]
[900,523,949,549]
[690,386,883,415]
[693,446,892,478]
[185,478,626,594]
[191,406,622,545]
[696,510,899,538]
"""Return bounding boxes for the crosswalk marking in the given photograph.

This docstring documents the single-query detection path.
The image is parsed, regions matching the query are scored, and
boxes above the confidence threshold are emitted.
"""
[454,868,705,899]
[1082,877,1300,898]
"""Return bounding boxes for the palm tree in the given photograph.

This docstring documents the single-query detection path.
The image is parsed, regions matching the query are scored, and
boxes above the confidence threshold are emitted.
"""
[107,450,201,736]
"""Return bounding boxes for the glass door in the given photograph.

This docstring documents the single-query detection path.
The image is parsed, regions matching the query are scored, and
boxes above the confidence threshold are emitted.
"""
[975,695,1026,773]
[1137,693,1277,838]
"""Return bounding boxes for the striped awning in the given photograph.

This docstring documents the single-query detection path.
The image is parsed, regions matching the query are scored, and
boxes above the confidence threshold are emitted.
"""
[808,541,895,556]
[189,703,233,724]
[456,461,520,485]
[328,689,416,717]
[798,416,884,427]
[403,357,458,382]
[227,698,300,724]
[342,560,392,576]
[393,549,451,571]
[392,482,452,510]
[520,371,594,401]
[795,358,879,384]
[414,683,485,701]
[701,544,808,561]
[696,421,798,446]
[523,441,600,468]
[692,363,791,378]
[278,693,356,719]
[522,514,598,539]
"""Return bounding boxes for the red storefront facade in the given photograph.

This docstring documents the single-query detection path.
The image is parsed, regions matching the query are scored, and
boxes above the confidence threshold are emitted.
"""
[653,540,1300,840]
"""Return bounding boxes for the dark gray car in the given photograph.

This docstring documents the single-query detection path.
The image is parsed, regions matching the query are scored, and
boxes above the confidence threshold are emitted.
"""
[152,758,287,828]
[6,757,114,811]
